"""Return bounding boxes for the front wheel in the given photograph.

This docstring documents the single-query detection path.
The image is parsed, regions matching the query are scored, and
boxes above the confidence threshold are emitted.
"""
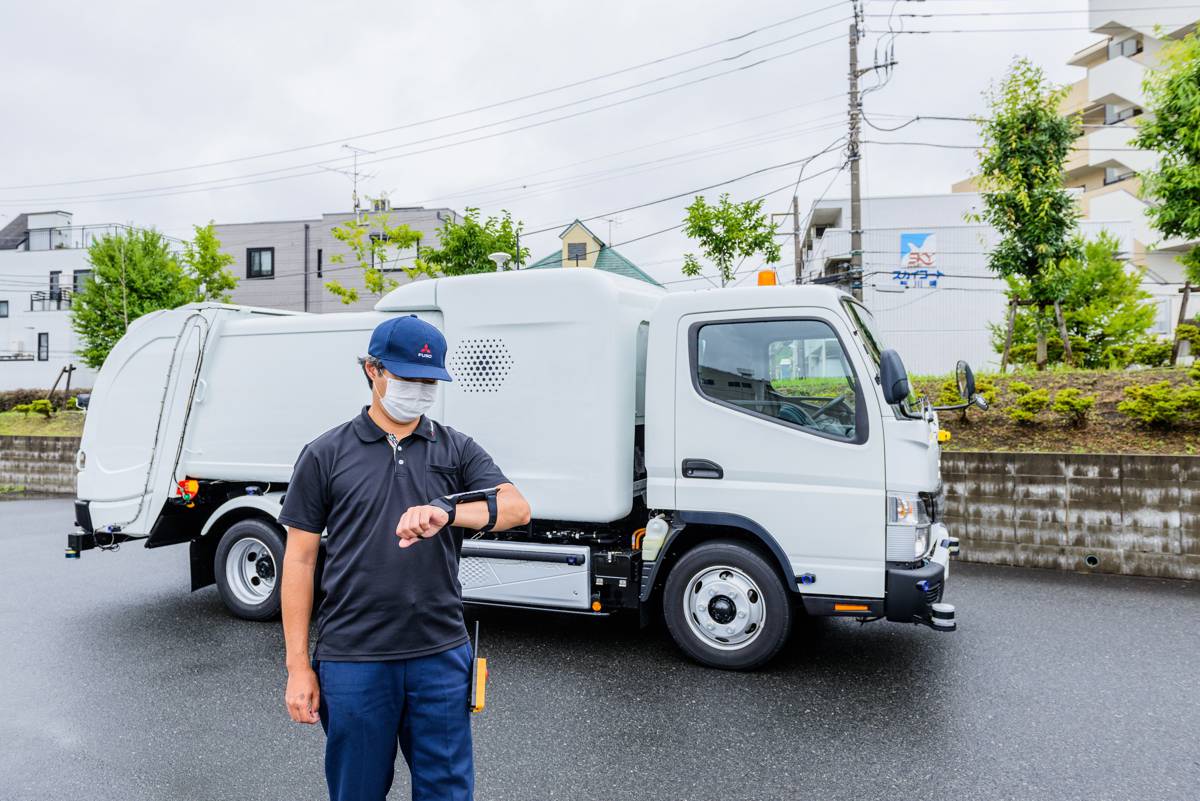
[662,540,792,670]
[214,518,285,621]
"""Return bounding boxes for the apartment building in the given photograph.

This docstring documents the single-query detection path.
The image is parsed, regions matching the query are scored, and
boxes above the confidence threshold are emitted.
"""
[0,211,109,391]
[214,200,459,314]
[954,0,1199,290]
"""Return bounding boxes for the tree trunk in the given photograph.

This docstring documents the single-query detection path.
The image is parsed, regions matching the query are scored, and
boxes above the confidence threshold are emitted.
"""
[1036,306,1048,371]
[1054,301,1073,367]
[1000,300,1018,373]
[1170,282,1191,366]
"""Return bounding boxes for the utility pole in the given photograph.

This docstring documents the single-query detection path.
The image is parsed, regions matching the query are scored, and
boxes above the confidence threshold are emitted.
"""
[770,196,803,283]
[848,19,863,301]
[791,195,802,284]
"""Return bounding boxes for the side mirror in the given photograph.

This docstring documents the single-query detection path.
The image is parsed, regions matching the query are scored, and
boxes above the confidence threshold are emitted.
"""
[879,349,910,405]
[956,360,976,400]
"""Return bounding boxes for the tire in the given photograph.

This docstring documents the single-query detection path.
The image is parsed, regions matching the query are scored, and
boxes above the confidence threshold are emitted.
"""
[214,518,285,621]
[662,540,792,670]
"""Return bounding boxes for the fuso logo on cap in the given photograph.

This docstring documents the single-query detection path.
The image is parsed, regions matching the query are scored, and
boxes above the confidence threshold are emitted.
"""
[418,343,433,359]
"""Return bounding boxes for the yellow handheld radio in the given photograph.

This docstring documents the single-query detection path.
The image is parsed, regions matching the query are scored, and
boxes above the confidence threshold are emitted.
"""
[469,620,488,713]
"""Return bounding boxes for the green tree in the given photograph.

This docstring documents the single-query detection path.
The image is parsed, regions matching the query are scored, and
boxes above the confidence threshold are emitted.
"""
[325,213,431,305]
[988,233,1157,368]
[421,208,528,275]
[1133,30,1200,363]
[179,222,238,302]
[681,193,781,286]
[973,58,1082,370]
[72,228,191,368]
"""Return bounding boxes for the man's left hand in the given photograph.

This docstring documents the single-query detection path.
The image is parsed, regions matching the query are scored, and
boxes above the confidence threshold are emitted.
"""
[396,505,450,548]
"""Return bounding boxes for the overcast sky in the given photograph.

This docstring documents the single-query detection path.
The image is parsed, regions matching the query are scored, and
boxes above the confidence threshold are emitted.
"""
[0,1,1178,287]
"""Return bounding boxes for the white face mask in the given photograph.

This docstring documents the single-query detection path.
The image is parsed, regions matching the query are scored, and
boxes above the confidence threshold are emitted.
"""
[377,376,437,423]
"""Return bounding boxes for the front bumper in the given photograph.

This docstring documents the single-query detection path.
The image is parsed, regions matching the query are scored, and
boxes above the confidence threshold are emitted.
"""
[884,523,957,630]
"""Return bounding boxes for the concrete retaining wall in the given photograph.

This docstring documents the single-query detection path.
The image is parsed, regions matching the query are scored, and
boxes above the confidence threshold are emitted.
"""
[942,452,1199,581]
[0,436,79,495]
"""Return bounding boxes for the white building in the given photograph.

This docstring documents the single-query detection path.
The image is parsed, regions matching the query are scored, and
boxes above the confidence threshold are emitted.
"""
[798,193,1161,375]
[0,211,120,391]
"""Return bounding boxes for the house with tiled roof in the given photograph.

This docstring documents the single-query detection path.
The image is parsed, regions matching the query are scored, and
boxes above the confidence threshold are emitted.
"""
[526,220,661,286]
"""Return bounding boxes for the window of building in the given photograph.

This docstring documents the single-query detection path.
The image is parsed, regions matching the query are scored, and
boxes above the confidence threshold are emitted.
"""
[1107,35,1142,60]
[692,318,861,442]
[1104,166,1136,185]
[247,247,275,279]
[567,242,587,263]
[73,269,92,293]
[37,333,49,361]
[0,300,8,318]
[316,248,323,278]
[49,271,61,297]
[1104,104,1142,125]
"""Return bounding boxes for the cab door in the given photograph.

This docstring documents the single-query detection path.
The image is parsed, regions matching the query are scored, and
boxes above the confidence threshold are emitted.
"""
[673,308,886,598]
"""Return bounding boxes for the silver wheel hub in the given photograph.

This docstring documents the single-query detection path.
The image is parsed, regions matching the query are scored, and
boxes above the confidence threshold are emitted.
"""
[683,565,765,651]
[226,536,276,606]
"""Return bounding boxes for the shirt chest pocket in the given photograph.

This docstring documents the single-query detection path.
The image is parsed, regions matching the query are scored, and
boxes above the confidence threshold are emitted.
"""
[425,463,462,500]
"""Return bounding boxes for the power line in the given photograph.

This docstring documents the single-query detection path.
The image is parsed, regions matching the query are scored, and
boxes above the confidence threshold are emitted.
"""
[0,2,851,192]
[1,32,848,207]
[524,146,850,236]
[445,117,849,210]
[870,5,1200,18]
[894,24,1198,33]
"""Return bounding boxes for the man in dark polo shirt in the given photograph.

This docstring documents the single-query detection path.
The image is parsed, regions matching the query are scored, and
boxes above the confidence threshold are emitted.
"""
[279,315,531,801]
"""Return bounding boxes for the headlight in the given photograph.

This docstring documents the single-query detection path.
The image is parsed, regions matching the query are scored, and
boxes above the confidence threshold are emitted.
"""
[887,493,930,526]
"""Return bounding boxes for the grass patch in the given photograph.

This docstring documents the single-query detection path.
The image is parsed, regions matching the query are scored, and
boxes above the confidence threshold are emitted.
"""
[0,484,27,494]
[0,410,86,437]
[913,367,1200,455]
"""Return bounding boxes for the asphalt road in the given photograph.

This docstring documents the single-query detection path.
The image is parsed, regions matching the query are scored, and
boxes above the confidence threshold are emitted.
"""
[2,497,1198,801]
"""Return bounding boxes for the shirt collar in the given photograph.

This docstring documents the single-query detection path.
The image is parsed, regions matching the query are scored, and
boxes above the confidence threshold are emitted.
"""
[353,406,437,443]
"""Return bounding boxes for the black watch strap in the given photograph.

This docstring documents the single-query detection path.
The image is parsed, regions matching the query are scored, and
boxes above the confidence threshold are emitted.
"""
[480,491,498,532]
[429,496,456,525]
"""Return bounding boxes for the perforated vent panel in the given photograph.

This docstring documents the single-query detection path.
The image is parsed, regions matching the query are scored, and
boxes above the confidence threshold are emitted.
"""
[458,557,496,589]
[449,338,512,392]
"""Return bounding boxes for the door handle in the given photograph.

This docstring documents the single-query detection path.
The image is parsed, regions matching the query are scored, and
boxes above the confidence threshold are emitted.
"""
[682,458,723,479]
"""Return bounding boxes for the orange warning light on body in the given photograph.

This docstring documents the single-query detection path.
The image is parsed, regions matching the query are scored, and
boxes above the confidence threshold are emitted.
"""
[757,270,778,286]
[591,600,602,612]
[834,603,870,612]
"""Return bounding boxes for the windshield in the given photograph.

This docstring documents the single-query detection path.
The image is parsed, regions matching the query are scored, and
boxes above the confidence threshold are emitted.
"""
[840,298,922,417]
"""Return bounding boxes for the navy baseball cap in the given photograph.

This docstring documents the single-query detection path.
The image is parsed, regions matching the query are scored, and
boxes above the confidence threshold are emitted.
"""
[368,315,453,381]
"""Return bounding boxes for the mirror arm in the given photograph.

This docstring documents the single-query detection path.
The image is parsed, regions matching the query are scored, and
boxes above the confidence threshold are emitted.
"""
[932,394,988,412]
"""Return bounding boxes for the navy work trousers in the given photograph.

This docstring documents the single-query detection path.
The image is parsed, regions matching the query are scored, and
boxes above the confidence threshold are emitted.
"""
[317,642,474,801]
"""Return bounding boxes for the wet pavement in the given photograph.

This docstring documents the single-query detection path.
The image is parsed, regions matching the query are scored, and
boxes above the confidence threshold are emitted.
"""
[2,497,1198,800]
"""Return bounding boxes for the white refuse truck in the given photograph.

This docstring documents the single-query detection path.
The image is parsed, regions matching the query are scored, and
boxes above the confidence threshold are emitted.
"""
[67,268,984,669]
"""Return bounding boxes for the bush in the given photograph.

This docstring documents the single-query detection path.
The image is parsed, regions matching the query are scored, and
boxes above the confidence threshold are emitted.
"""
[1051,388,1096,427]
[1129,339,1172,368]
[1010,380,1033,396]
[1190,364,1200,383]
[1117,381,1200,428]
[1101,344,1132,369]
[12,403,32,417]
[1007,387,1050,425]
[30,399,53,419]
[1176,323,1200,349]
[0,388,90,413]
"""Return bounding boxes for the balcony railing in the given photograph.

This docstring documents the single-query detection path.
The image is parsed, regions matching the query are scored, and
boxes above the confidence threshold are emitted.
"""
[1,224,185,253]
[30,288,74,311]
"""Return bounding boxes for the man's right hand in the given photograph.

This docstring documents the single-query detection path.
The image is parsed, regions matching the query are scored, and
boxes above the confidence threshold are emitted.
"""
[285,666,321,724]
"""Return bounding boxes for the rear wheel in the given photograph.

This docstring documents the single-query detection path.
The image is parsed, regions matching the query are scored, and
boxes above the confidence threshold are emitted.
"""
[662,540,792,670]
[214,518,285,620]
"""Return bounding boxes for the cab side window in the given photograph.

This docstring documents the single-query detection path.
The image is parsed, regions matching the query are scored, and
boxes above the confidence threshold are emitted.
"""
[694,319,860,441]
